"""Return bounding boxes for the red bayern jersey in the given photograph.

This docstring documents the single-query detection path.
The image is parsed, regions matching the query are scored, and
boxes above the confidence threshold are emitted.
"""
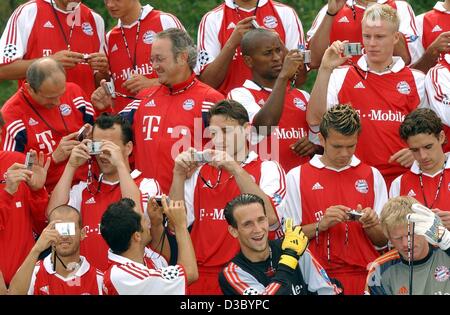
[0,0,105,96]
[416,2,450,57]
[103,249,185,295]
[120,73,224,193]
[0,151,48,286]
[228,79,318,172]
[425,54,450,152]
[390,154,450,211]
[107,4,184,113]
[283,155,387,274]
[68,170,160,271]
[28,255,103,295]
[327,56,427,186]
[196,0,305,95]
[0,83,95,192]
[307,0,422,64]
[184,151,285,269]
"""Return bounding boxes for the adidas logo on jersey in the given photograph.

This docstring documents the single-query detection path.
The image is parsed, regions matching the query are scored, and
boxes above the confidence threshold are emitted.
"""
[338,16,349,23]
[312,182,323,190]
[354,81,365,89]
[227,22,236,30]
[145,99,156,107]
[85,197,96,204]
[432,25,443,33]
[111,44,118,53]
[43,21,54,28]
[28,118,39,126]
[407,189,416,197]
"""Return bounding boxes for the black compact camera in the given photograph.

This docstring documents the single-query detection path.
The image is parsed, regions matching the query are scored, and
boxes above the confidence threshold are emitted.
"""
[154,195,170,207]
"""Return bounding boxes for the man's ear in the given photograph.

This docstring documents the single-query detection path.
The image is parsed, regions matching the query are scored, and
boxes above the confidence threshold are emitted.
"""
[177,51,189,65]
[243,55,253,68]
[393,31,401,46]
[318,133,325,147]
[80,226,87,241]
[228,225,239,239]
[125,141,133,157]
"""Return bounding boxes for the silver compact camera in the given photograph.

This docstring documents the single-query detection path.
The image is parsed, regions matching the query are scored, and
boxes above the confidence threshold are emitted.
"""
[250,20,260,29]
[348,210,363,220]
[193,151,211,164]
[104,81,116,98]
[154,195,170,207]
[82,53,90,63]
[24,152,34,170]
[301,50,311,64]
[343,42,362,56]
[55,222,76,236]
[87,141,102,155]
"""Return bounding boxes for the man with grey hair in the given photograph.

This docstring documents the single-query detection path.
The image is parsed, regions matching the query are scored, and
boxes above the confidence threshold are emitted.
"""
[307,3,428,188]
[92,28,224,193]
[1,57,95,192]
[366,196,450,295]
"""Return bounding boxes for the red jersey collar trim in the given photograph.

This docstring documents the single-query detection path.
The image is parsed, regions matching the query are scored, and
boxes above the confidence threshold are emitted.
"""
[107,248,156,269]
[357,56,405,74]
[43,255,91,278]
[44,0,82,14]
[309,154,361,171]
[20,86,44,108]
[410,153,450,176]
[225,0,268,10]
[118,4,154,28]
[164,73,197,94]
[433,2,450,13]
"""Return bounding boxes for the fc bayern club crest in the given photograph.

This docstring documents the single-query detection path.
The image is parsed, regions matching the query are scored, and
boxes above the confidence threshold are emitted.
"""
[355,179,369,194]
[434,266,450,282]
[293,98,306,111]
[263,16,278,29]
[82,22,94,36]
[143,30,156,45]
[59,104,72,116]
[396,81,411,95]
[182,99,195,111]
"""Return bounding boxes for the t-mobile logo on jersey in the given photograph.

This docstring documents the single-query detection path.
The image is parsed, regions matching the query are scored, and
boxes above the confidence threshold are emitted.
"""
[142,115,161,140]
[314,211,324,222]
[119,63,153,81]
[274,127,306,139]
[35,130,56,153]
[359,109,406,122]
[199,208,225,221]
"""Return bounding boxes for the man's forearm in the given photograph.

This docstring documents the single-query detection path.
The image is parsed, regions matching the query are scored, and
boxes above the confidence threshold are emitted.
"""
[8,248,40,295]
[411,49,439,73]
[174,227,198,285]
[0,59,35,80]
[306,66,333,126]
[46,165,76,216]
[117,164,142,212]
[169,174,186,201]
[308,17,333,69]
[364,224,388,247]
[150,223,171,260]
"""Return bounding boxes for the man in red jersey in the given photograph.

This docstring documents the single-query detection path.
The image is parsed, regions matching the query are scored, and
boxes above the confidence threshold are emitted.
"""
[101,198,198,295]
[169,100,285,295]
[8,205,103,295]
[1,58,95,192]
[413,0,450,73]
[283,104,388,295]
[425,53,450,152]
[0,0,108,97]
[307,4,428,188]
[0,112,50,288]
[307,0,420,68]
[47,113,160,271]
[196,0,306,95]
[104,0,185,113]
[390,109,450,229]
[228,28,320,172]
[92,28,224,193]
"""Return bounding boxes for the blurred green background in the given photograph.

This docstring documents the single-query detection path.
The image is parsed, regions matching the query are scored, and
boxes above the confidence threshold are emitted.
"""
[0,0,436,105]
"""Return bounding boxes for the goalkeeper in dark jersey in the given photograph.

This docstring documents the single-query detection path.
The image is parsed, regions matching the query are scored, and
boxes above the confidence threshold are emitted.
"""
[219,193,341,295]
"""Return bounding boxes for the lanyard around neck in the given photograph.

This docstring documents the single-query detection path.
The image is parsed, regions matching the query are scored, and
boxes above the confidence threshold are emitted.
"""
[120,7,144,69]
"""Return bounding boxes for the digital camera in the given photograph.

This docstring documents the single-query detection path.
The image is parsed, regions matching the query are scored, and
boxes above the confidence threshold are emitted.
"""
[87,141,102,155]
[250,20,260,29]
[347,210,363,220]
[25,152,34,170]
[343,43,362,56]
[103,81,116,98]
[77,126,89,142]
[154,195,170,207]
[193,151,211,164]
[82,53,90,63]
[301,50,311,64]
[55,222,76,236]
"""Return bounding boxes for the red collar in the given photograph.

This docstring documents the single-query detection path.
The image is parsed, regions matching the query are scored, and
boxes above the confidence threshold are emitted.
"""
[162,73,197,95]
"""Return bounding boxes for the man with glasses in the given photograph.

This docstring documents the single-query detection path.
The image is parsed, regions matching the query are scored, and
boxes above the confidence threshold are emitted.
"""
[0,57,95,192]
[169,99,286,295]
[0,0,108,97]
